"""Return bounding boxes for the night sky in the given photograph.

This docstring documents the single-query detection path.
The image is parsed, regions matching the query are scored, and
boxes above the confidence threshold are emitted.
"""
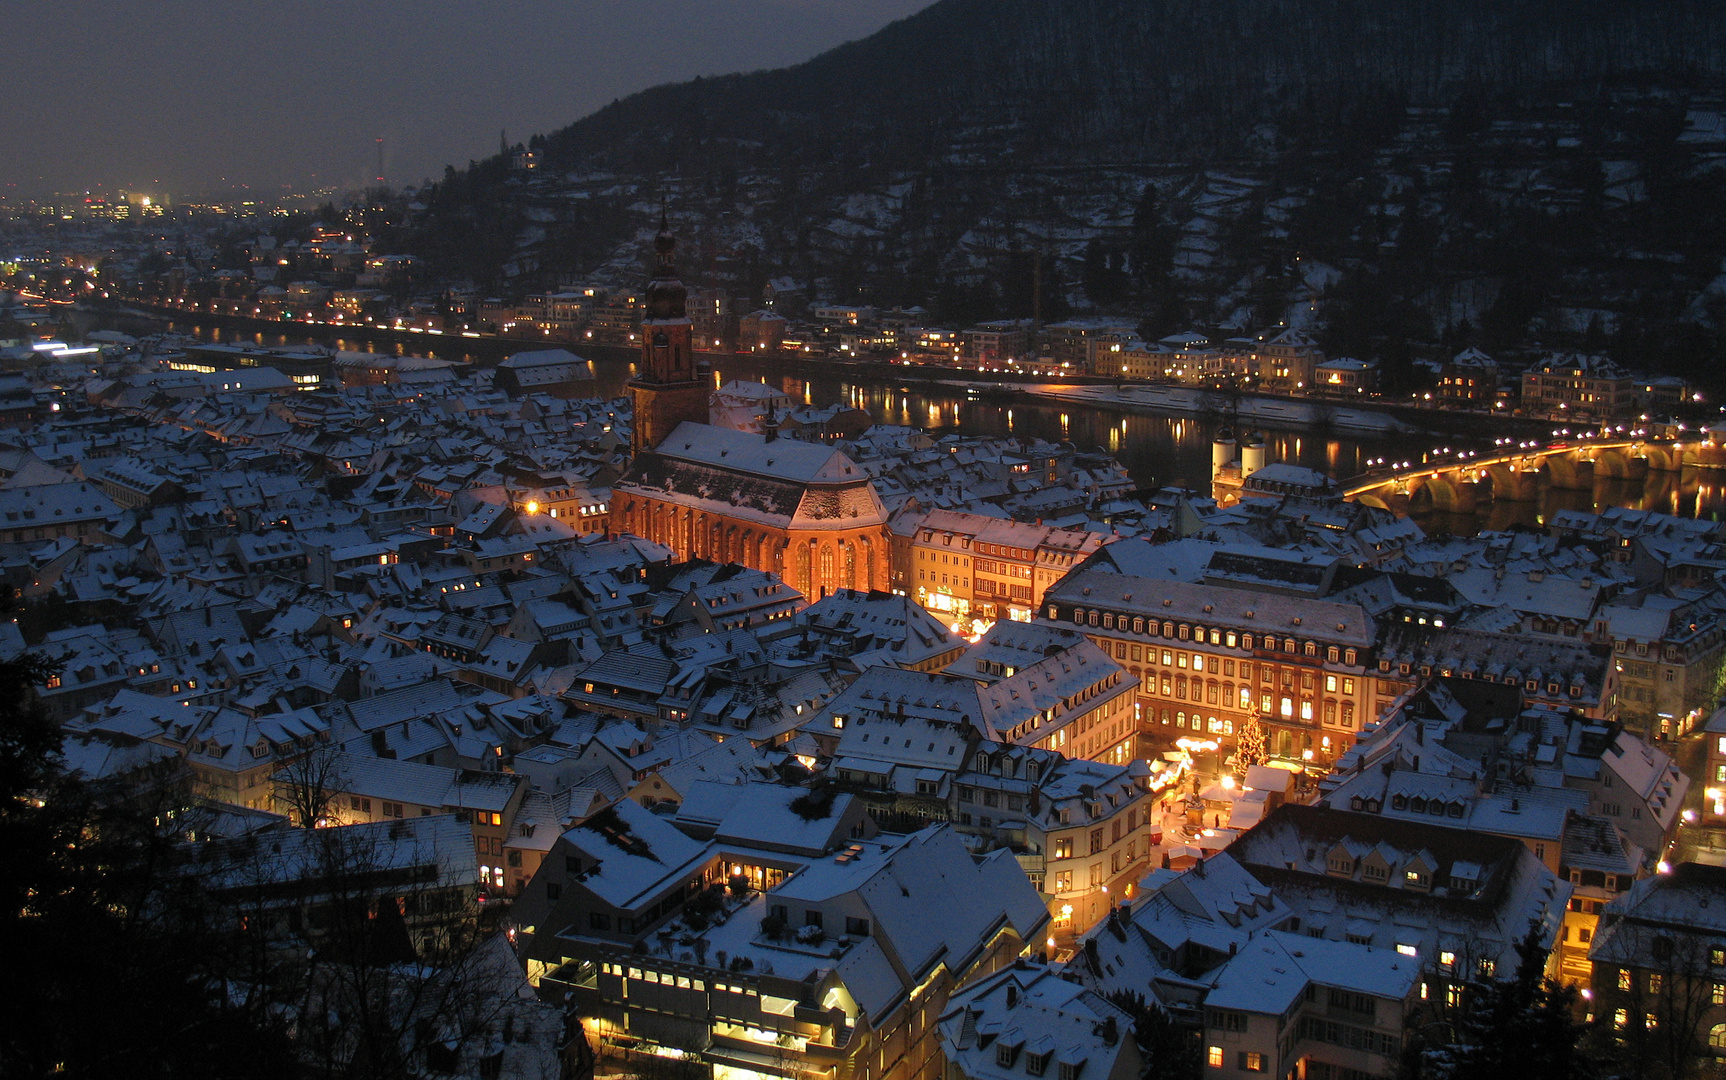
[2,0,933,200]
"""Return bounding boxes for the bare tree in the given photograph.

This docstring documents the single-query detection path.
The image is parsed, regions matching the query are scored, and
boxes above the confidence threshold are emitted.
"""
[205,814,559,1080]
[1595,929,1720,1080]
[273,740,344,827]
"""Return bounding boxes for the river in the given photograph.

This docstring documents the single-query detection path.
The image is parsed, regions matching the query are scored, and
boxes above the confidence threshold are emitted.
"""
[73,311,1726,532]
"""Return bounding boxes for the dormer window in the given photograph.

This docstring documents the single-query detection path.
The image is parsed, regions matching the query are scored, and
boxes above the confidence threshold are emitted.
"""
[1027,1052,1052,1076]
[997,1044,1020,1068]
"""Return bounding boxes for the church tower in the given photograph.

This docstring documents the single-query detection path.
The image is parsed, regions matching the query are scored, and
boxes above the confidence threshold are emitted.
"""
[629,212,709,454]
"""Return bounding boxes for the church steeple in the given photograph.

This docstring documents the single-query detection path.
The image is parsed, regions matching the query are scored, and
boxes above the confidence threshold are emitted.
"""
[643,208,689,328]
[629,211,706,453]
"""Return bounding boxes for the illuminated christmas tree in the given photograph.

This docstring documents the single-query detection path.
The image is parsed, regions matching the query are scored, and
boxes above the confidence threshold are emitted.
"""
[1234,716,1267,779]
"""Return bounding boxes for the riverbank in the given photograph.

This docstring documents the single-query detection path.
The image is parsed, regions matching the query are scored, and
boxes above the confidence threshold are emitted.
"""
[1022,381,1559,440]
[91,299,1539,440]
[69,301,1726,528]
[1020,382,1410,435]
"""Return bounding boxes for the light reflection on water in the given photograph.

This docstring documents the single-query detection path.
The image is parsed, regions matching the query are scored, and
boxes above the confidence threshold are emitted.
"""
[102,317,1726,527]
[1413,470,1726,535]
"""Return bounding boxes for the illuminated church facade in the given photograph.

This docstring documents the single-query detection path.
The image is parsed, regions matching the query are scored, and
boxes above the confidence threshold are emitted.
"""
[609,220,890,598]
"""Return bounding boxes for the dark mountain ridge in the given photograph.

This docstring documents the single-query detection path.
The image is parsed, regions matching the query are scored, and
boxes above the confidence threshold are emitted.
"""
[544,0,1724,174]
[401,0,1726,386]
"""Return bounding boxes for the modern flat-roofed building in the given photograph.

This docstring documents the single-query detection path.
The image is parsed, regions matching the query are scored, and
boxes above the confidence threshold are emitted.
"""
[962,322,1030,365]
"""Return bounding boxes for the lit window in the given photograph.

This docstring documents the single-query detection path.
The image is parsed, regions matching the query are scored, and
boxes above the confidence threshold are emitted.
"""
[1207,1047,1223,1069]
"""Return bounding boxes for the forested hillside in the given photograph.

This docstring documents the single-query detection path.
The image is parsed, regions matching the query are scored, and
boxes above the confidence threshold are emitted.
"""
[396,0,1726,383]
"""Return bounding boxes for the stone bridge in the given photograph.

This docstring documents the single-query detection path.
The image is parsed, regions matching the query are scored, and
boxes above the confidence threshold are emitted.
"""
[1344,438,1718,514]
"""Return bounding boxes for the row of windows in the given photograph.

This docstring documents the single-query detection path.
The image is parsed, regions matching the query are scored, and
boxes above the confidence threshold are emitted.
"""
[1050,814,1146,859]
[1118,645,1362,695]
[917,547,970,567]
[1064,607,1358,664]
[978,578,1034,601]
[1049,848,1139,893]
[1295,1016,1400,1058]
[1380,657,1585,698]
[1156,710,1236,735]
[1216,1050,1264,1073]
[1140,674,1358,728]
[601,961,727,993]
[957,786,1024,810]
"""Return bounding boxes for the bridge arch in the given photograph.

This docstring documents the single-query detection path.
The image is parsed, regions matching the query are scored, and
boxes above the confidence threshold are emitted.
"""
[1592,448,1636,479]
[1483,462,1538,502]
[1406,473,1476,514]
[1541,454,1591,490]
[1639,445,1682,472]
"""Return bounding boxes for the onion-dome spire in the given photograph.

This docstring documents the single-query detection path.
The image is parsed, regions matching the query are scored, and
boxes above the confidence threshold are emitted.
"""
[645,203,685,321]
